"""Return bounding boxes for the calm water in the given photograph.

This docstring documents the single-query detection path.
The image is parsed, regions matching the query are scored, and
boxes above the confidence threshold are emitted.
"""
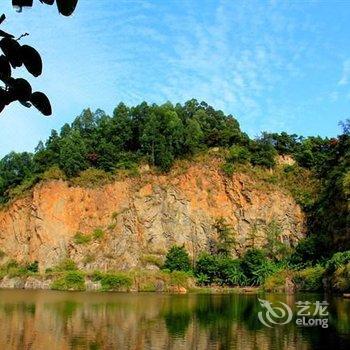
[0,290,349,350]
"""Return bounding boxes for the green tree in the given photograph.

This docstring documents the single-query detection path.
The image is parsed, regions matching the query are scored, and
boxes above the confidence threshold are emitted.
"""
[59,130,88,177]
[0,151,34,202]
[264,220,290,262]
[163,245,191,272]
[227,145,251,164]
[213,218,236,256]
[184,118,203,154]
[240,248,273,286]
[250,133,277,168]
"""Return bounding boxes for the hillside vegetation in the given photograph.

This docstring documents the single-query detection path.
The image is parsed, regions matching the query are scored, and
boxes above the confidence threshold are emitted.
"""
[0,99,349,266]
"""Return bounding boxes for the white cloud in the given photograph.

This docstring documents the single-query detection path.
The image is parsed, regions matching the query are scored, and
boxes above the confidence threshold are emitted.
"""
[338,59,350,86]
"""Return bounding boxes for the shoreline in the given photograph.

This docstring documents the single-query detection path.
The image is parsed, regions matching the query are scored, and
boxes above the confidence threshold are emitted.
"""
[0,273,261,294]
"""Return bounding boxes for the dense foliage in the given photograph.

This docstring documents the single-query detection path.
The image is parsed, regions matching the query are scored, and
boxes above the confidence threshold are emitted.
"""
[0,100,348,262]
[163,245,191,272]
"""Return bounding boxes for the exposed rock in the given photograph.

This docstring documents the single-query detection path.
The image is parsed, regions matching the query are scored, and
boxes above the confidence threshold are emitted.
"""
[169,286,187,294]
[155,279,165,292]
[0,160,305,271]
[85,280,101,291]
[0,276,25,289]
[24,276,51,290]
[285,277,296,294]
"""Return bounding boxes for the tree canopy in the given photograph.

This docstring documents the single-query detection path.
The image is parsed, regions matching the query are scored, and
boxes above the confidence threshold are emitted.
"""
[0,100,348,258]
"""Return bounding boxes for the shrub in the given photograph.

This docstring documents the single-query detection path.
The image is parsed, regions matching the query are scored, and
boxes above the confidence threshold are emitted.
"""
[195,253,247,286]
[72,168,112,188]
[74,232,92,245]
[26,261,39,273]
[8,176,39,200]
[7,266,29,278]
[289,236,323,266]
[195,253,218,285]
[90,270,104,282]
[221,162,234,176]
[54,258,78,272]
[0,259,31,278]
[83,254,95,264]
[5,259,19,269]
[141,254,164,268]
[41,166,66,181]
[264,220,290,262]
[169,271,190,287]
[325,250,350,273]
[343,170,350,196]
[227,145,251,164]
[324,251,350,293]
[217,256,247,286]
[331,263,350,293]
[196,273,210,286]
[213,218,236,257]
[240,248,275,286]
[92,228,105,240]
[100,273,132,291]
[264,269,290,292]
[163,246,191,272]
[293,265,325,291]
[51,271,86,291]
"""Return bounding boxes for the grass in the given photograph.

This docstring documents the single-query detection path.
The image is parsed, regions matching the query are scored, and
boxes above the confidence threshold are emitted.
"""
[292,265,325,291]
[8,176,39,201]
[51,271,86,291]
[71,168,113,188]
[74,228,106,245]
[263,269,290,292]
[141,254,164,268]
[221,162,235,177]
[232,162,320,209]
[0,259,39,278]
[40,165,66,181]
[83,254,95,264]
[53,258,78,272]
[92,228,105,240]
[74,232,92,245]
[100,273,132,291]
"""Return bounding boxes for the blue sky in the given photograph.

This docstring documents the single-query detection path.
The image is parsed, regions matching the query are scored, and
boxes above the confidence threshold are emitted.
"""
[1,0,350,156]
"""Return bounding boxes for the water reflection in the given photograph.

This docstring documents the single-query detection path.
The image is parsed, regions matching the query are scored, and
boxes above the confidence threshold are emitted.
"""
[0,290,348,349]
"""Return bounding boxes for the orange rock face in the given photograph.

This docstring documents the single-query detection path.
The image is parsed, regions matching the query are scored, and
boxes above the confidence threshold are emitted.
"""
[0,161,305,271]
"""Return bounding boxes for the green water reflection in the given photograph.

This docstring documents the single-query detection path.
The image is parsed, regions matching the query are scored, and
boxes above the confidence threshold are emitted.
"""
[0,290,349,349]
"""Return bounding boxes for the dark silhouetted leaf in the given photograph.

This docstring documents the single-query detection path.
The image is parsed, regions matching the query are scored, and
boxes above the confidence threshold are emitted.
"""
[0,86,13,106]
[56,0,78,16]
[0,38,22,68]
[39,0,54,4]
[0,55,11,80]
[19,100,31,108]
[8,78,32,101]
[12,0,33,7]
[0,89,6,112]
[31,91,52,116]
[20,45,42,77]
[0,30,14,39]
[0,14,5,25]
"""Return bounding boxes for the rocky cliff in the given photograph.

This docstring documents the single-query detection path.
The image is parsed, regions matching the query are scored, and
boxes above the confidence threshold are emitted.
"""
[0,160,305,271]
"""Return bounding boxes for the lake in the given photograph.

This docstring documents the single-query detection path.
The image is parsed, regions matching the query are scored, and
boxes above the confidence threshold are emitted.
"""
[0,290,349,349]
